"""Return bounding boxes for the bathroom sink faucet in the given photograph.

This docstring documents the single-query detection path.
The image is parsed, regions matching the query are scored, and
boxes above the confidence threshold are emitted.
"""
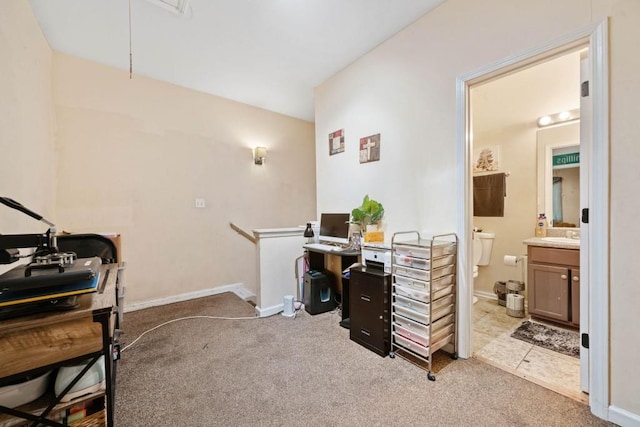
[566,230,580,240]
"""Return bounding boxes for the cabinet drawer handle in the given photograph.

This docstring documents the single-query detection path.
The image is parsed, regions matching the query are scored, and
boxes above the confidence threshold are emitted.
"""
[360,295,371,302]
[560,274,568,280]
[361,328,371,336]
[573,276,579,281]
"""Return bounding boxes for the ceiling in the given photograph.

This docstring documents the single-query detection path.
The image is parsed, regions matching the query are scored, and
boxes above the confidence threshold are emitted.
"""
[28,0,444,122]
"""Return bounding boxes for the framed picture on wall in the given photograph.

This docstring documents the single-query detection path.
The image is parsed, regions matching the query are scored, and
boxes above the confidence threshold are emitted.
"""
[359,133,380,163]
[329,129,345,155]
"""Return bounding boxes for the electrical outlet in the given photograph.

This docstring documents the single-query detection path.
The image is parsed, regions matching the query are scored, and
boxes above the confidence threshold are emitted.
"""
[195,198,205,208]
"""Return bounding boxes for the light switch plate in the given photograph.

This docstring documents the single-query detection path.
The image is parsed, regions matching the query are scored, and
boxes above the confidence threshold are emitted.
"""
[195,198,205,208]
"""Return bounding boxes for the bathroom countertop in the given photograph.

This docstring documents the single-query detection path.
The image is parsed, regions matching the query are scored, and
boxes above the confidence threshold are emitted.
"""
[522,236,580,249]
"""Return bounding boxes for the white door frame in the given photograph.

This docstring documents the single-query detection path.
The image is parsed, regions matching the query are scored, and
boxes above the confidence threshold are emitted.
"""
[455,21,609,419]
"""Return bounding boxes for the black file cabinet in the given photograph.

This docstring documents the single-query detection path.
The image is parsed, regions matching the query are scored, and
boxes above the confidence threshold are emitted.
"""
[349,266,391,357]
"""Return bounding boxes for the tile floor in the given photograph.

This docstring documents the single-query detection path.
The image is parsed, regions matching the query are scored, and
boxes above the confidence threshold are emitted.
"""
[472,296,586,402]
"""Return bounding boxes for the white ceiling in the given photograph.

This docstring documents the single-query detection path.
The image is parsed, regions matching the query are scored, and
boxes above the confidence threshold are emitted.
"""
[28,0,444,122]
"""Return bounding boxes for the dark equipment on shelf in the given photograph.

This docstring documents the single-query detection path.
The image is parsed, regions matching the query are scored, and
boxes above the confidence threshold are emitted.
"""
[0,197,108,318]
[0,196,62,264]
[57,233,118,265]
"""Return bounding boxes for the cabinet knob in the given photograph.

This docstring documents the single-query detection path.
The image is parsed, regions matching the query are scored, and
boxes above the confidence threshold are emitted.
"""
[573,276,579,282]
[561,274,568,280]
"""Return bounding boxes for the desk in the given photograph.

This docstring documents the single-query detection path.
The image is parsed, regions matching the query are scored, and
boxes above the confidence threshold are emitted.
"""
[0,264,119,427]
[303,245,360,328]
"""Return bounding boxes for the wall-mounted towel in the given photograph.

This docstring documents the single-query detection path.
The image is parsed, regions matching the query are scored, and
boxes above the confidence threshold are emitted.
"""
[474,172,506,217]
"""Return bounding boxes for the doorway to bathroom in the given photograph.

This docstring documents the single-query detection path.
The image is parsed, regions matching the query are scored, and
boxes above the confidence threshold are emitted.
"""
[456,21,609,415]
[470,50,584,400]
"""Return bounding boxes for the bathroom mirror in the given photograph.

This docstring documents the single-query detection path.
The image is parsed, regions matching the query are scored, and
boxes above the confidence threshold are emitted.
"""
[536,121,580,227]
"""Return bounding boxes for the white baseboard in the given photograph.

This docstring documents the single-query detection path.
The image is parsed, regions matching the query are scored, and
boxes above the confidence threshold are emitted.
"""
[474,290,497,300]
[255,302,306,318]
[609,405,640,427]
[124,283,256,313]
[474,290,529,309]
[232,286,256,302]
[255,303,284,318]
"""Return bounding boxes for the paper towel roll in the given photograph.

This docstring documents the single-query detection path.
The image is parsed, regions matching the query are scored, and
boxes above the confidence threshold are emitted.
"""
[506,293,524,310]
[504,255,519,267]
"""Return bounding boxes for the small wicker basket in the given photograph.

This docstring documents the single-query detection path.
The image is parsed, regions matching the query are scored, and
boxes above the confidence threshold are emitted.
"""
[70,409,105,427]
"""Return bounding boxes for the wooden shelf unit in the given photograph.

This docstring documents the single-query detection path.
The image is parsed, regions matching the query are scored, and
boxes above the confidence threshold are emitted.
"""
[305,247,360,327]
[0,264,121,427]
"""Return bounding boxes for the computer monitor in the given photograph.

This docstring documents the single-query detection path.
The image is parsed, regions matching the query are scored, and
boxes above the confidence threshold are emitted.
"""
[318,213,350,245]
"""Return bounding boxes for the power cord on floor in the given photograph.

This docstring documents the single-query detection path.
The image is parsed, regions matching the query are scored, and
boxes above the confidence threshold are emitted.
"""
[121,314,265,353]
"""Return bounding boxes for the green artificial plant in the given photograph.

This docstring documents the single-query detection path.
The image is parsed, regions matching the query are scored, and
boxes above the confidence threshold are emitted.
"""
[351,195,384,229]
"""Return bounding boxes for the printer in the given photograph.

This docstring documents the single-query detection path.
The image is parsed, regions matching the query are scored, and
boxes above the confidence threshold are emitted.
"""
[361,242,391,273]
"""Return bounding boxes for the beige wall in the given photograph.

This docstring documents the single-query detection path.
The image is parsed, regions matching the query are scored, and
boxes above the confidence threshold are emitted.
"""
[315,0,640,420]
[0,2,55,274]
[51,54,316,304]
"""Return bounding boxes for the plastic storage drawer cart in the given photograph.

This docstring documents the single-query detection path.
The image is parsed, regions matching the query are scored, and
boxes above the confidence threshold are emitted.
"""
[389,231,458,381]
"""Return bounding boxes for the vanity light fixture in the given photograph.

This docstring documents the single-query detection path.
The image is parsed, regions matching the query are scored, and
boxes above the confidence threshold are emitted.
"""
[537,108,580,128]
[254,147,267,165]
[538,116,553,126]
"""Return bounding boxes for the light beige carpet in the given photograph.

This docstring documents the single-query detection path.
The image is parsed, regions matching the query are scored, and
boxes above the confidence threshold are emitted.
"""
[115,293,612,427]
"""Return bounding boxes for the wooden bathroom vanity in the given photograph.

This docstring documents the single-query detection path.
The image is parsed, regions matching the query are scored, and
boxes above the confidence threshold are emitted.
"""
[523,237,580,327]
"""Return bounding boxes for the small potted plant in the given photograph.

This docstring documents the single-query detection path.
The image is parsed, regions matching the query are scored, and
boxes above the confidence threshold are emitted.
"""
[351,195,385,243]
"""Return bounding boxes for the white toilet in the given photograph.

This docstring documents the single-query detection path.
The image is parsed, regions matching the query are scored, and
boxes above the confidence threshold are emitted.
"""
[473,231,495,303]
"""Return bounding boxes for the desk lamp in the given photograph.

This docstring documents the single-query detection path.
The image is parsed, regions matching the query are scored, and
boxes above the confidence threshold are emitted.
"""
[303,222,314,243]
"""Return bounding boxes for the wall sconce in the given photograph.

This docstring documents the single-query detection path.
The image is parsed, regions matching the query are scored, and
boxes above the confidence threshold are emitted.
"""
[254,146,267,165]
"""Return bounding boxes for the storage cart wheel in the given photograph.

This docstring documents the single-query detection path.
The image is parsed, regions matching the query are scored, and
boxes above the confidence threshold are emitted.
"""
[427,372,436,381]
[451,352,458,360]
[389,352,395,359]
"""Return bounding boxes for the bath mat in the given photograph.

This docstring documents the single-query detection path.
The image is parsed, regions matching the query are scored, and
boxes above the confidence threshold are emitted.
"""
[510,321,580,358]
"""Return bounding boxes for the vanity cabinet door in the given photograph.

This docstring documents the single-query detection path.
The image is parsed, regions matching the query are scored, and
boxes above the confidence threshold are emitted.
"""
[571,268,580,326]
[528,263,570,322]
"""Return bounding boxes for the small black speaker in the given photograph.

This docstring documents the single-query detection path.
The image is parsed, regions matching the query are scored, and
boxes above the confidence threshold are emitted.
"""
[303,270,336,315]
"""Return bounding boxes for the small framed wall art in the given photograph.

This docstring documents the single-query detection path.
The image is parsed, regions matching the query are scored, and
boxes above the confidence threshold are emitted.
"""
[359,133,380,164]
[329,129,345,155]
